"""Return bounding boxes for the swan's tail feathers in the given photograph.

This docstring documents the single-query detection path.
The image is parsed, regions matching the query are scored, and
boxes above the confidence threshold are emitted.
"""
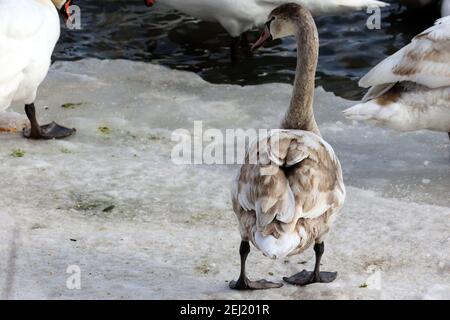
[254,230,300,260]
[342,101,382,122]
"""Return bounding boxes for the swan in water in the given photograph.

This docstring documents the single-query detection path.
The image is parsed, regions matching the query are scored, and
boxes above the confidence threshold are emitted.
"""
[144,0,389,62]
[229,4,345,290]
[343,16,450,142]
[0,0,76,139]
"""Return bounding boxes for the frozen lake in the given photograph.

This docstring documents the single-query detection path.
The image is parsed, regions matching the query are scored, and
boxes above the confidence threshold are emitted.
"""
[0,60,449,299]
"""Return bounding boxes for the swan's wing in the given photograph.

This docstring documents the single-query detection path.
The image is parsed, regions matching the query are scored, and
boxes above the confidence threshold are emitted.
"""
[0,0,47,83]
[233,130,344,234]
[234,132,300,232]
[343,83,450,132]
[257,0,389,15]
[360,16,450,89]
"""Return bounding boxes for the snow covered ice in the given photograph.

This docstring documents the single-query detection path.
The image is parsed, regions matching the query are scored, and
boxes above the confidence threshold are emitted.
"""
[0,59,449,299]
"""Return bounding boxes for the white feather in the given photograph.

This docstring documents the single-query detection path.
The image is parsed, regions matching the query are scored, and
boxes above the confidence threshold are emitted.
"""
[254,228,300,259]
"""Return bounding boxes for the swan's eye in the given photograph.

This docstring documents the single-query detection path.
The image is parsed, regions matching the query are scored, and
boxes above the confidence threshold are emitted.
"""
[266,17,275,30]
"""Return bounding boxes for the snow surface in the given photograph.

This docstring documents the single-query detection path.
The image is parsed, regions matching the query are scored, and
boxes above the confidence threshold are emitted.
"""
[0,59,449,300]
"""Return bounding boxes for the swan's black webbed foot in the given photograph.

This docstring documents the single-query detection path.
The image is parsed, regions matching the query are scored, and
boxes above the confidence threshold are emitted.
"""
[283,270,337,286]
[23,103,76,140]
[229,277,283,290]
[229,240,282,291]
[284,242,337,286]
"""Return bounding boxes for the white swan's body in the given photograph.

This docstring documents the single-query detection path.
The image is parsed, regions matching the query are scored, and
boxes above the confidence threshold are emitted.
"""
[155,0,389,36]
[343,17,450,133]
[0,0,62,130]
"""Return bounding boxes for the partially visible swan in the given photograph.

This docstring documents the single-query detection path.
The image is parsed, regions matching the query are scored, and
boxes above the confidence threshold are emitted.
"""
[144,0,389,61]
[229,4,345,290]
[442,0,450,16]
[0,0,76,139]
[343,17,450,141]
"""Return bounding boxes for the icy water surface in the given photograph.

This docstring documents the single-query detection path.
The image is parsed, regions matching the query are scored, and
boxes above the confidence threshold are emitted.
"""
[55,0,441,99]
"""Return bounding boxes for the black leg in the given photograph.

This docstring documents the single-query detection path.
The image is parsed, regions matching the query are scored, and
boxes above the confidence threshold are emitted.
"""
[23,103,76,140]
[447,132,450,141]
[240,32,253,58]
[24,103,42,139]
[229,241,283,290]
[283,242,337,286]
[230,36,241,64]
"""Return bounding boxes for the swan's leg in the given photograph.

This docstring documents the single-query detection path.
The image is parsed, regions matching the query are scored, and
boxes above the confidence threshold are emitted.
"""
[240,32,252,58]
[23,103,76,140]
[229,241,283,290]
[230,36,241,64]
[283,242,337,286]
[447,132,450,141]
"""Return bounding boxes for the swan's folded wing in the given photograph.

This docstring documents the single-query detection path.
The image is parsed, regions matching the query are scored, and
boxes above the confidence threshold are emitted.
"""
[234,130,344,235]
[234,132,309,234]
[360,16,450,89]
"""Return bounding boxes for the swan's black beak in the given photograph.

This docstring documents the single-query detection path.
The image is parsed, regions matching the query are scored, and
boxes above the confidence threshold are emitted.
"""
[59,0,72,22]
[144,0,156,7]
[251,26,272,52]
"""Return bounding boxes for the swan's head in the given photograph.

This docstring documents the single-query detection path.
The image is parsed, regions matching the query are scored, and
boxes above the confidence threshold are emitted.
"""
[252,4,312,51]
[144,0,156,7]
[51,0,73,20]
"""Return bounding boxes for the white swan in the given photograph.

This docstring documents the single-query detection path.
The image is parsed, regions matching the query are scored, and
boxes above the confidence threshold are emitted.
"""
[229,4,345,290]
[343,16,450,141]
[144,0,389,61]
[0,0,75,139]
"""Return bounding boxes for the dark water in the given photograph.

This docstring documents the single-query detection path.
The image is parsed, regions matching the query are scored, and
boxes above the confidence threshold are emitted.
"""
[55,0,441,99]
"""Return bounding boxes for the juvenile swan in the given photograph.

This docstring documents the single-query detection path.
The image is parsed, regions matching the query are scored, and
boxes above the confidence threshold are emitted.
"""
[0,0,76,139]
[230,4,345,290]
[343,17,450,142]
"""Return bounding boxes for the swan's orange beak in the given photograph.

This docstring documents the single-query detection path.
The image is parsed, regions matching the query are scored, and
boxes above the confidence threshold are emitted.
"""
[60,0,72,21]
[145,0,156,7]
[251,26,272,52]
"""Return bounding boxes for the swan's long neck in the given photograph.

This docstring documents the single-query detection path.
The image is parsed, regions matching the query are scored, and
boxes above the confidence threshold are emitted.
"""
[281,17,320,136]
